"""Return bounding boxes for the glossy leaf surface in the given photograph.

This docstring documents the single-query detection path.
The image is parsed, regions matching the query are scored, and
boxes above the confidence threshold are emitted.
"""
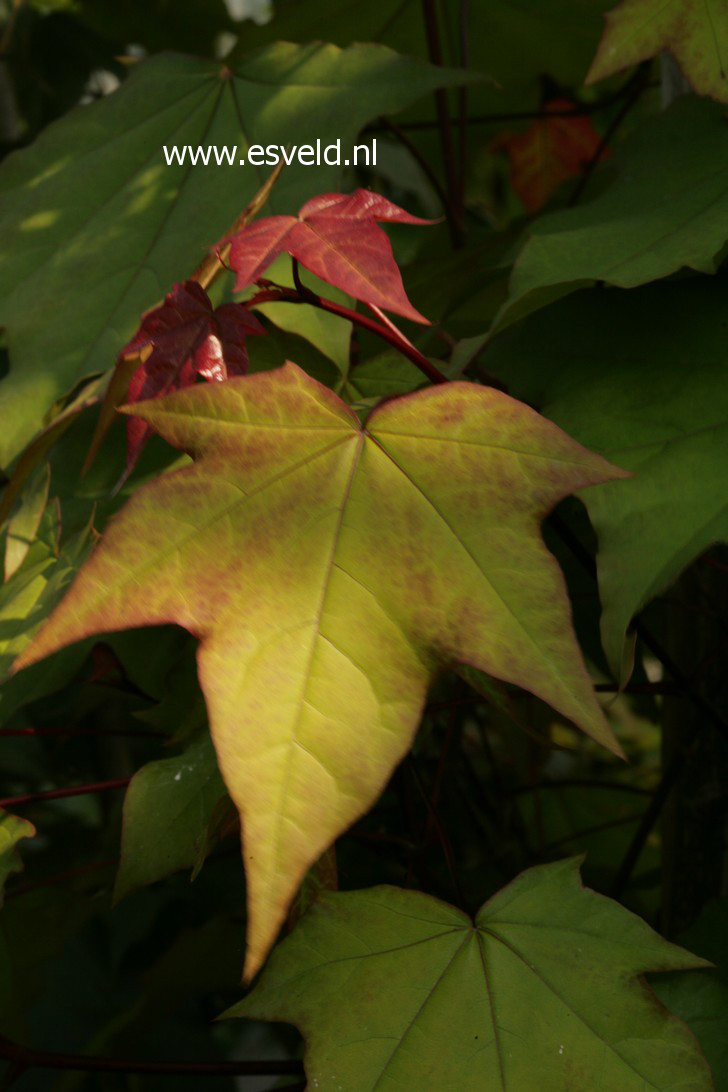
[587,0,728,103]
[14,364,623,977]
[232,858,712,1091]
[230,190,432,322]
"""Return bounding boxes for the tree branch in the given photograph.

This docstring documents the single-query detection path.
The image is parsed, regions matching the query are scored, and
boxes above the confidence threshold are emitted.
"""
[421,0,464,245]
[377,114,453,221]
[249,283,448,385]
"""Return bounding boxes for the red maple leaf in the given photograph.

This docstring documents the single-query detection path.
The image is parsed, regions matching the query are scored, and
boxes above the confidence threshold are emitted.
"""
[229,189,433,323]
[121,280,264,470]
[492,99,610,212]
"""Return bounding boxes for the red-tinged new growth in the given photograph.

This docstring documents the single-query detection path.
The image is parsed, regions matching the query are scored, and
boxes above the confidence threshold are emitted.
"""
[120,280,264,471]
[229,189,433,323]
[492,99,610,212]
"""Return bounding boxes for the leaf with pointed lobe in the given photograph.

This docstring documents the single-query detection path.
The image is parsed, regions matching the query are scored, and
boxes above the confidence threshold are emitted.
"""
[587,0,728,104]
[229,189,433,323]
[13,363,625,980]
[120,280,264,472]
[492,99,610,212]
[230,858,713,1092]
[653,898,728,1087]
[114,731,227,901]
[485,277,728,681]
[492,96,728,334]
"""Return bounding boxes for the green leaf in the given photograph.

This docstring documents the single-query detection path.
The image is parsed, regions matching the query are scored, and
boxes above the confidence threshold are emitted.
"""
[230,858,712,1091]
[343,349,427,403]
[0,810,35,904]
[245,256,353,374]
[653,898,728,1089]
[3,461,50,581]
[587,0,728,104]
[0,45,473,467]
[14,364,624,978]
[114,731,227,901]
[0,505,94,721]
[492,97,728,334]
[485,276,728,679]
[234,0,609,113]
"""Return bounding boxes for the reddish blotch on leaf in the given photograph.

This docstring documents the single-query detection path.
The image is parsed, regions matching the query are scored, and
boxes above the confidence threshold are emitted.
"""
[492,100,610,212]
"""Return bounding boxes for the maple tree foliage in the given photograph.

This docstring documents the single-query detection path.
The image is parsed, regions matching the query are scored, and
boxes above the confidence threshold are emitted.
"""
[492,99,609,212]
[587,0,728,105]
[229,189,433,322]
[2,2,727,1083]
[15,362,625,978]
[119,280,264,470]
[234,859,712,1091]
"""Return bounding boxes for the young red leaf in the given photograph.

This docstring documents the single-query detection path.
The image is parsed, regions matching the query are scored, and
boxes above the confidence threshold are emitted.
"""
[493,100,609,212]
[229,189,432,323]
[13,364,626,980]
[121,280,264,470]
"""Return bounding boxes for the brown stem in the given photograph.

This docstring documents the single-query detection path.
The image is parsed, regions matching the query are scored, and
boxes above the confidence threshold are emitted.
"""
[457,0,470,218]
[192,159,285,291]
[407,756,466,909]
[249,284,448,385]
[421,0,464,245]
[609,747,693,899]
[364,77,660,133]
[569,64,651,206]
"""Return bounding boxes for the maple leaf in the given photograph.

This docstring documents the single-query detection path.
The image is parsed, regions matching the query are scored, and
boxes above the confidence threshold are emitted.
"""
[587,0,728,105]
[231,859,713,1091]
[120,280,264,470]
[13,364,626,980]
[229,189,432,323]
[493,99,609,212]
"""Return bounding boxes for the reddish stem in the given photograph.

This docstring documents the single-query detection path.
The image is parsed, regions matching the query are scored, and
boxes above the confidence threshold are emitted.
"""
[249,284,448,386]
[0,778,130,810]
